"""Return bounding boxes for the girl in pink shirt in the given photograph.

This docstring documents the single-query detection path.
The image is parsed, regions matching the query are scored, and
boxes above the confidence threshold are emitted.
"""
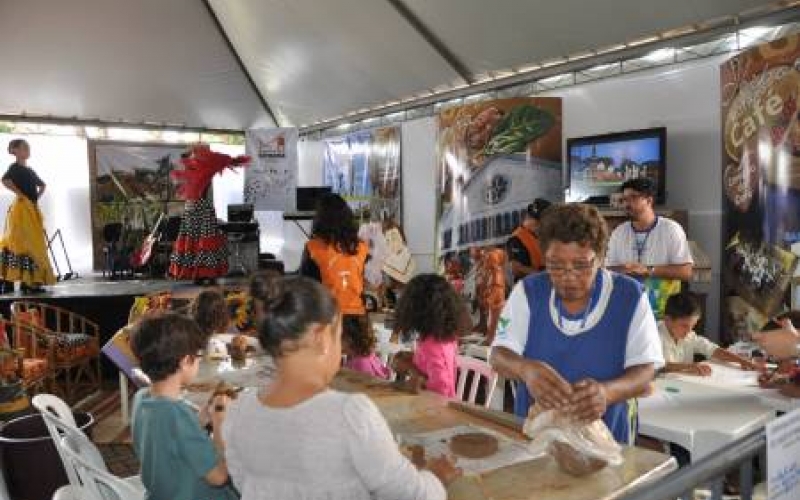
[342,315,391,380]
[393,274,467,398]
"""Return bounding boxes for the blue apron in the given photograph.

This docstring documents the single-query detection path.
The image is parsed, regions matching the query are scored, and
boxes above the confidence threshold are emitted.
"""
[515,271,643,444]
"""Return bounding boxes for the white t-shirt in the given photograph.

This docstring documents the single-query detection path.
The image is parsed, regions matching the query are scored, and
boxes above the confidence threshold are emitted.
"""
[224,390,445,500]
[358,222,388,288]
[657,321,718,364]
[605,217,693,267]
[491,269,664,370]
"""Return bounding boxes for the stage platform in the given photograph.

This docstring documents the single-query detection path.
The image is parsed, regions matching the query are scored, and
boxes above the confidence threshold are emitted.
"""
[0,275,251,377]
[0,275,249,301]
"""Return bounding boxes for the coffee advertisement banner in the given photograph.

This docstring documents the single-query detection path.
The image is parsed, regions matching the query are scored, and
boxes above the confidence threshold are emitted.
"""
[436,97,563,264]
[721,34,800,339]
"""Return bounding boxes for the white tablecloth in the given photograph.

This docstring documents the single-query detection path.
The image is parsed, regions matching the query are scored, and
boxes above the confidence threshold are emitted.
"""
[638,378,776,461]
[662,361,800,413]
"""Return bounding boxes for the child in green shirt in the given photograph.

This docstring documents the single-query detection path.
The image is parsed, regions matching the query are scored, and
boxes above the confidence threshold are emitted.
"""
[131,312,237,500]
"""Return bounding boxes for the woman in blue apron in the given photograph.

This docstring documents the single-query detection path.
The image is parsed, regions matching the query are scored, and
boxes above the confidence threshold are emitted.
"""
[489,203,664,444]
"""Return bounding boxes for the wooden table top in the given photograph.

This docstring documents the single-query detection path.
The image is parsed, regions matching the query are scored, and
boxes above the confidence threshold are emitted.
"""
[333,369,677,500]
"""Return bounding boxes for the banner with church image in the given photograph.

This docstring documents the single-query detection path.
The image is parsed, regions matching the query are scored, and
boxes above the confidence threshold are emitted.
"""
[720,34,800,341]
[435,97,563,271]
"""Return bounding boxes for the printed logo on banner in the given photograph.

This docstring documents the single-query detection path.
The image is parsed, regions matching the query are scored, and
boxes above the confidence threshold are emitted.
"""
[245,128,298,211]
[483,174,511,205]
[258,134,286,159]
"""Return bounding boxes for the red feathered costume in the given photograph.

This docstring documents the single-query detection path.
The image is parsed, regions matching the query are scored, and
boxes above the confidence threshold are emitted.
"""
[168,145,250,280]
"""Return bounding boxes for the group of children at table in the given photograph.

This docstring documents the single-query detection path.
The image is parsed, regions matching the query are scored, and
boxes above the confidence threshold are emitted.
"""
[130,265,763,500]
[130,271,466,500]
[129,192,767,500]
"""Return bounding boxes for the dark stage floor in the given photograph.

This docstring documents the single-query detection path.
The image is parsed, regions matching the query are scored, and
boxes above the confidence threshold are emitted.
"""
[0,274,252,378]
[0,274,250,300]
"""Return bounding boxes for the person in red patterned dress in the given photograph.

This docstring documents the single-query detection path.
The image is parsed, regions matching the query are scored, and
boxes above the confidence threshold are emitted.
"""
[169,144,249,284]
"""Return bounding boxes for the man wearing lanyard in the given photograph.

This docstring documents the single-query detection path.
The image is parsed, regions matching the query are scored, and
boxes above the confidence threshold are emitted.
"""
[605,178,693,319]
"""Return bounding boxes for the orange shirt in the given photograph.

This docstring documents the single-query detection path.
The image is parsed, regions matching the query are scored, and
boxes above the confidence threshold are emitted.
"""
[306,238,368,315]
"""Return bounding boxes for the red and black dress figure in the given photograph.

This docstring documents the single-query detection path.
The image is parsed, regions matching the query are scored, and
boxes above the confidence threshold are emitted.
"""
[169,144,249,283]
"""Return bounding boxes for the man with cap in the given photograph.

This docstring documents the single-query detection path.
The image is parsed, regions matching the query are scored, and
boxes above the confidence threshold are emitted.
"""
[506,198,552,282]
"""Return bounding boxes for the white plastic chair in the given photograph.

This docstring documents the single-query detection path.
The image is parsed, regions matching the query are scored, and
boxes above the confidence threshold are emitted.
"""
[32,394,83,488]
[456,355,498,408]
[34,395,144,499]
[59,434,145,500]
[462,345,517,411]
[52,484,85,500]
[32,394,77,427]
[40,407,108,472]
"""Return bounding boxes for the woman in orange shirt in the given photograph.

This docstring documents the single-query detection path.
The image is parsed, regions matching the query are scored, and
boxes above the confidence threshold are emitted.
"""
[300,194,369,316]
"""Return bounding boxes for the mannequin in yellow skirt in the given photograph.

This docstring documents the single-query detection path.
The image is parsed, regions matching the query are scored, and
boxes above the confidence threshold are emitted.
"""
[0,139,55,293]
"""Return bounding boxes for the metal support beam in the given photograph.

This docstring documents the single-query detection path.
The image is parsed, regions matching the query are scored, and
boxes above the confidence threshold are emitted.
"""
[385,0,475,85]
[0,114,244,135]
[201,0,282,127]
[302,5,800,135]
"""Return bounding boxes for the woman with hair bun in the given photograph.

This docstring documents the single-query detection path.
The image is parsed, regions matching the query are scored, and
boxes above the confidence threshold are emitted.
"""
[223,276,459,500]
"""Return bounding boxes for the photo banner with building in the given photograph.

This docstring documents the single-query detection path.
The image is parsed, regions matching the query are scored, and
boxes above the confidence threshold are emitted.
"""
[435,97,563,266]
[323,126,402,223]
[244,128,299,211]
[720,33,800,341]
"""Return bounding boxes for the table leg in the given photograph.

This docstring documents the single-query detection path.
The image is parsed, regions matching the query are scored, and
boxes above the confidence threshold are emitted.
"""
[120,371,129,426]
[293,220,310,238]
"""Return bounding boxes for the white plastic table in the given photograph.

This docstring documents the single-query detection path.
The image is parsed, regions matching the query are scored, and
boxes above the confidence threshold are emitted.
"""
[661,361,800,413]
[638,378,776,462]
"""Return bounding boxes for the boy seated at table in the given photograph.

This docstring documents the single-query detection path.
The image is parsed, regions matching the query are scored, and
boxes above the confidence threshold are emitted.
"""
[130,312,237,500]
[659,291,758,376]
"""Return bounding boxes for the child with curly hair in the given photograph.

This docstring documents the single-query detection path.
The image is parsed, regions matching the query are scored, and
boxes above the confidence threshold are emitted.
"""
[342,315,390,380]
[191,290,231,343]
[393,274,468,397]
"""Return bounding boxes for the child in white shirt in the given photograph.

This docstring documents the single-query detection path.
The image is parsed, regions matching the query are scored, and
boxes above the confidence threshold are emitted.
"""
[659,291,757,376]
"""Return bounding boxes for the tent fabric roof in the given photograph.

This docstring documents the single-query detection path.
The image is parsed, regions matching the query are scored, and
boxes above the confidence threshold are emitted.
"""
[0,0,274,131]
[0,0,793,130]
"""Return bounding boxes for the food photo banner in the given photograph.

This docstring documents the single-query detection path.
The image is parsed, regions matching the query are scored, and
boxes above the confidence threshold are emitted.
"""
[720,33,800,340]
[323,126,402,222]
[436,97,563,263]
[244,127,299,211]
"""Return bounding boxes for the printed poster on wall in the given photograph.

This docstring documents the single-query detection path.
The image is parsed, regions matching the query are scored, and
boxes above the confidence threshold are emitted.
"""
[88,140,187,270]
[436,97,563,267]
[767,408,800,500]
[245,128,298,211]
[323,126,401,222]
[721,34,800,341]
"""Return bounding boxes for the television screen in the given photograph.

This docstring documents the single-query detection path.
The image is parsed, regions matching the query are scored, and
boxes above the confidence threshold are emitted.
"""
[566,127,666,205]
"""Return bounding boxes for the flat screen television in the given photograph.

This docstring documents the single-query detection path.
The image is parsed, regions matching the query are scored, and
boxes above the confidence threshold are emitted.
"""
[566,127,666,205]
[296,186,332,212]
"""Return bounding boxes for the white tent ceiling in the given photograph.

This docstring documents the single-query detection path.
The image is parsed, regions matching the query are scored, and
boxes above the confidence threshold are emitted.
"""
[0,0,796,131]
[0,0,274,131]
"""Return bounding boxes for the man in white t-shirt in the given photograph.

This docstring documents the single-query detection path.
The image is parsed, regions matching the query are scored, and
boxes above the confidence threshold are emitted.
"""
[605,178,693,318]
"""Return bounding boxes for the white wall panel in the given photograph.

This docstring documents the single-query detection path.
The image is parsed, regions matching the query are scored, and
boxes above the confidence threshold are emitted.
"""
[401,117,438,274]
